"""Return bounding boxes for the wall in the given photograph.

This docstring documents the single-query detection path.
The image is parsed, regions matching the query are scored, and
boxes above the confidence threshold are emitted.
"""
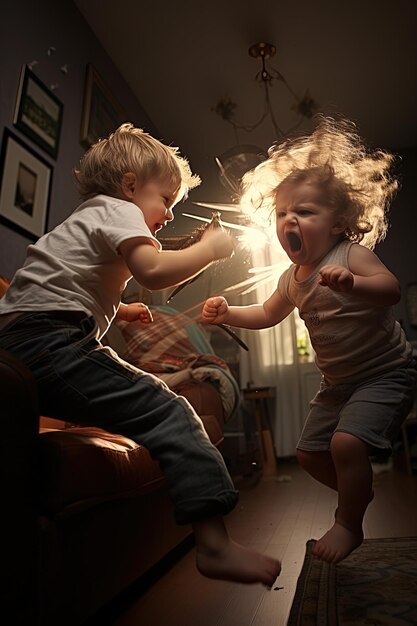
[376,147,417,341]
[0,0,158,280]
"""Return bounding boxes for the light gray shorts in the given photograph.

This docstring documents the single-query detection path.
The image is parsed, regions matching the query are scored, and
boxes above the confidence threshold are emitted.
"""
[297,359,417,453]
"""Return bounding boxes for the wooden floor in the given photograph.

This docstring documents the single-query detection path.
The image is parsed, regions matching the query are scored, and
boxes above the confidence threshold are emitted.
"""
[103,459,417,626]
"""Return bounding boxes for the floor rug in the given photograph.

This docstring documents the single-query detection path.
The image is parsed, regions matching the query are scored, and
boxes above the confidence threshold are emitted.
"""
[287,536,417,626]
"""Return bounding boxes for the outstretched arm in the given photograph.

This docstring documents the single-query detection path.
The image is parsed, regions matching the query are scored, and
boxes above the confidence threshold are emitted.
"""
[119,227,234,291]
[319,243,400,306]
[202,287,294,329]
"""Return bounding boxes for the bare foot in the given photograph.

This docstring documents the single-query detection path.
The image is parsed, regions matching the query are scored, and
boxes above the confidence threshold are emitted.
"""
[196,539,281,586]
[311,521,363,563]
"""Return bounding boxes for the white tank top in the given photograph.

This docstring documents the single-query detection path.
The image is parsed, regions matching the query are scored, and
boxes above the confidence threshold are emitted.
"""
[278,240,412,384]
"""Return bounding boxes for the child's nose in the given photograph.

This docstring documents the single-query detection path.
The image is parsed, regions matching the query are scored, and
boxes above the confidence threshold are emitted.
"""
[285,212,297,224]
[165,208,174,221]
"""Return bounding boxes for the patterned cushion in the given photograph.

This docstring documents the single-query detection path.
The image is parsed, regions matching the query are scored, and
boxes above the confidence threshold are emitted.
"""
[116,305,228,374]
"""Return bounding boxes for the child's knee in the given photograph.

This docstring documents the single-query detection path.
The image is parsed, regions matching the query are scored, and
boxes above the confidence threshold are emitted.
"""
[296,448,314,469]
[330,431,368,462]
[296,448,334,471]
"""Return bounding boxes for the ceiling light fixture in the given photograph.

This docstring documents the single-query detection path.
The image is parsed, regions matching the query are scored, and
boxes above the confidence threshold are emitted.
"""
[213,42,317,198]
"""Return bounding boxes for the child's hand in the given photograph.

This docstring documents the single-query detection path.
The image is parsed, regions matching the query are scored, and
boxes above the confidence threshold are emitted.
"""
[200,227,235,261]
[118,302,154,323]
[319,264,354,293]
[202,296,229,324]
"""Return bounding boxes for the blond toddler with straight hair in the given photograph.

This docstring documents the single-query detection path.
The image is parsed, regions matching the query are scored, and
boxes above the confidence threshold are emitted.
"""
[0,123,281,587]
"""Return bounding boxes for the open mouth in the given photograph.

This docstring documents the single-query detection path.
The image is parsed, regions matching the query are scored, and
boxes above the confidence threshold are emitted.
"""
[286,231,302,252]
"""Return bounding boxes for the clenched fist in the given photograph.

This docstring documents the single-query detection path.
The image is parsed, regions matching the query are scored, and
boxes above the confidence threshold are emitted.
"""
[201,296,229,324]
[200,228,235,261]
[319,264,354,293]
[117,302,154,323]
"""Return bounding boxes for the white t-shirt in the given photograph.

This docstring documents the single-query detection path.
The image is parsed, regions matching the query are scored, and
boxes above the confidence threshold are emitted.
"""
[0,194,161,338]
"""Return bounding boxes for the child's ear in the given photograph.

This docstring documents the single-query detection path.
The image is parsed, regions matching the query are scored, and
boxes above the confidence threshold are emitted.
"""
[120,172,137,199]
[331,218,346,236]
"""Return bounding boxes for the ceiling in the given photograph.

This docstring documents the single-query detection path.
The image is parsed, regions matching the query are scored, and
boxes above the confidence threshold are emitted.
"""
[73,0,417,203]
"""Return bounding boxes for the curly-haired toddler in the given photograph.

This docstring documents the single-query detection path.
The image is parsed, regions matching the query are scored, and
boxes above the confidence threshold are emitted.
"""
[203,116,417,564]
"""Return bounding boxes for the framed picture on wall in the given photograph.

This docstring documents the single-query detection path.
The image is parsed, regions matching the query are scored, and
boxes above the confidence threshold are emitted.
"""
[0,128,52,241]
[13,65,63,159]
[80,63,127,149]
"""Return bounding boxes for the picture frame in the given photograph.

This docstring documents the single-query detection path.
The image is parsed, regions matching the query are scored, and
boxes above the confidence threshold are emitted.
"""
[80,63,127,149]
[13,65,63,159]
[0,128,52,241]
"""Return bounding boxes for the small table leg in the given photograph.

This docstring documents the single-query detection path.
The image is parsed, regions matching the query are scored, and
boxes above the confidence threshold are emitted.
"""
[242,387,278,476]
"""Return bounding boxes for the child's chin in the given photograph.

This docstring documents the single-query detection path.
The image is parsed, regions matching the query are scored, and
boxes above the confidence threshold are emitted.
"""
[287,249,303,263]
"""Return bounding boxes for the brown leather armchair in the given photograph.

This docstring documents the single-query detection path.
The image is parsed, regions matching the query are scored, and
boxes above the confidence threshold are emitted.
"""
[1,345,227,626]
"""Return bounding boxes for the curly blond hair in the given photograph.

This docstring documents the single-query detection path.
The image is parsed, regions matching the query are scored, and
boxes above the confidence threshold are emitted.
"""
[240,115,399,249]
[74,123,200,202]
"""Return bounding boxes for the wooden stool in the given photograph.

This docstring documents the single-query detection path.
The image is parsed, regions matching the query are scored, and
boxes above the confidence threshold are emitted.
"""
[242,386,277,476]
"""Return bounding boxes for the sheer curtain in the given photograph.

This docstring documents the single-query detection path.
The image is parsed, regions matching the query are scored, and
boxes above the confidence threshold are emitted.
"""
[238,246,308,457]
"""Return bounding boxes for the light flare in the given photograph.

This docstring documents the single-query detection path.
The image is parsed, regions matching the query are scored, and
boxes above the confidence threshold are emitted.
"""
[182,211,270,254]
[181,208,290,297]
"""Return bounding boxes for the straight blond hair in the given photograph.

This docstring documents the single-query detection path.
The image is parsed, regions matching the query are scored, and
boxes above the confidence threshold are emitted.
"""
[74,123,200,201]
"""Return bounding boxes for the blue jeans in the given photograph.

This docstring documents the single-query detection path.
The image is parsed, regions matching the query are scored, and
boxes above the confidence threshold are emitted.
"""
[0,310,238,524]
